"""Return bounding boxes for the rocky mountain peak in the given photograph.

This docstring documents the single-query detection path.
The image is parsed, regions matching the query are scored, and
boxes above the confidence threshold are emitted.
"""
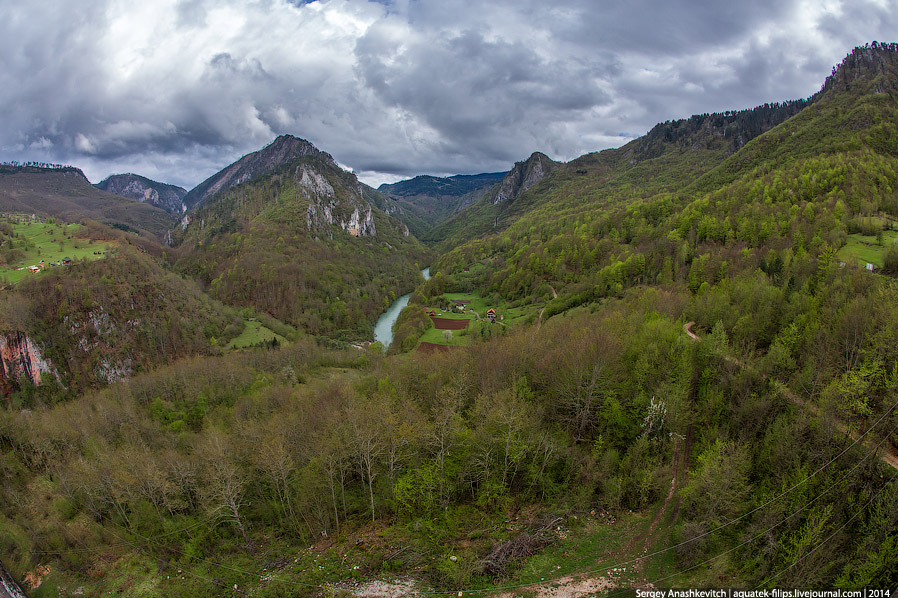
[265,135,339,170]
[183,134,338,210]
[490,152,558,205]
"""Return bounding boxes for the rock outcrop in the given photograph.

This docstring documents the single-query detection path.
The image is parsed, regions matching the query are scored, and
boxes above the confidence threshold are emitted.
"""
[300,162,376,238]
[0,331,51,398]
[95,174,187,214]
[489,152,558,205]
[821,42,898,96]
[0,558,28,598]
[342,206,376,237]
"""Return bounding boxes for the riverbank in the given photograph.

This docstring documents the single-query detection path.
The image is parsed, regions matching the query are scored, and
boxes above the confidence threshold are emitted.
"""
[373,267,430,347]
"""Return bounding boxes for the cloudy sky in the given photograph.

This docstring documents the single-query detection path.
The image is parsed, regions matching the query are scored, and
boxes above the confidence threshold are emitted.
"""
[1,0,895,189]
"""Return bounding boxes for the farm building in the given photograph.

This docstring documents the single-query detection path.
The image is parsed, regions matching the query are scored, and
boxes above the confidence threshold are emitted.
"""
[487,308,496,322]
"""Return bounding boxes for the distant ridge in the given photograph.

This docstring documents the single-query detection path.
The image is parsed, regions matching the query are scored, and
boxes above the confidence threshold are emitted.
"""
[377,171,507,237]
[378,172,505,198]
[0,165,175,238]
[96,173,187,214]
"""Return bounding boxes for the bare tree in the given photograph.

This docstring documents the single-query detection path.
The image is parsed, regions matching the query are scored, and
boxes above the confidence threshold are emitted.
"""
[199,432,248,543]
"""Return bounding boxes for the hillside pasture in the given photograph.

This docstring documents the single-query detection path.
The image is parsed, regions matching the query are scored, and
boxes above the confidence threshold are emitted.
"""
[837,230,898,268]
[413,291,539,348]
[0,217,113,284]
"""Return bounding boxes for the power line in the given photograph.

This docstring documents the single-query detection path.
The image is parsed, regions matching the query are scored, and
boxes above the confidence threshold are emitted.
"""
[613,421,898,593]
[430,398,898,595]
[28,512,224,555]
[757,463,898,588]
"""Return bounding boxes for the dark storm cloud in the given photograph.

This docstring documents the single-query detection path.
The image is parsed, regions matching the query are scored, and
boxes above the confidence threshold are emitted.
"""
[354,26,614,163]
[0,0,895,188]
[552,0,790,54]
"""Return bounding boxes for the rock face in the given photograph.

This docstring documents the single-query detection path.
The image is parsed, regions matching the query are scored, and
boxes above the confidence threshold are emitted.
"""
[95,173,187,214]
[490,152,558,205]
[343,207,376,237]
[0,331,51,398]
[298,163,376,238]
[184,135,338,210]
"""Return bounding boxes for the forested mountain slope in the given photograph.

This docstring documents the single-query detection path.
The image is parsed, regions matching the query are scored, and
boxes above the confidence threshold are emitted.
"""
[435,44,898,306]
[175,145,429,338]
[378,171,505,237]
[0,241,241,402]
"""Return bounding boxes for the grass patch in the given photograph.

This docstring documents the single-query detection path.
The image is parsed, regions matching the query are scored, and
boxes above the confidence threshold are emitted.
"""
[419,325,475,346]
[837,231,898,269]
[508,512,650,587]
[226,319,289,350]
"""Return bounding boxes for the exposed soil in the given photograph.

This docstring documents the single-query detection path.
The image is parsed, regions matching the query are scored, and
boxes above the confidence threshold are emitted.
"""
[492,574,618,598]
[430,317,470,330]
[334,578,421,597]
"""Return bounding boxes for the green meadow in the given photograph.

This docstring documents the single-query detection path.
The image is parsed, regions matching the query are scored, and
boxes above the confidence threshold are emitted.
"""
[837,230,898,268]
[416,291,541,347]
[226,319,289,350]
[0,216,113,284]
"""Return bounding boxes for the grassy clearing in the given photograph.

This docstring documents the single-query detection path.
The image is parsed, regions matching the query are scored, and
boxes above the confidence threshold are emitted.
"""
[0,217,113,284]
[226,319,288,350]
[837,231,898,268]
[510,512,651,588]
[416,292,542,348]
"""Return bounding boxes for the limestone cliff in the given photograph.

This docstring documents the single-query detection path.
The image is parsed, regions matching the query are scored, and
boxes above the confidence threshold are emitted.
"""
[489,152,558,205]
[0,331,52,398]
[296,162,376,238]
